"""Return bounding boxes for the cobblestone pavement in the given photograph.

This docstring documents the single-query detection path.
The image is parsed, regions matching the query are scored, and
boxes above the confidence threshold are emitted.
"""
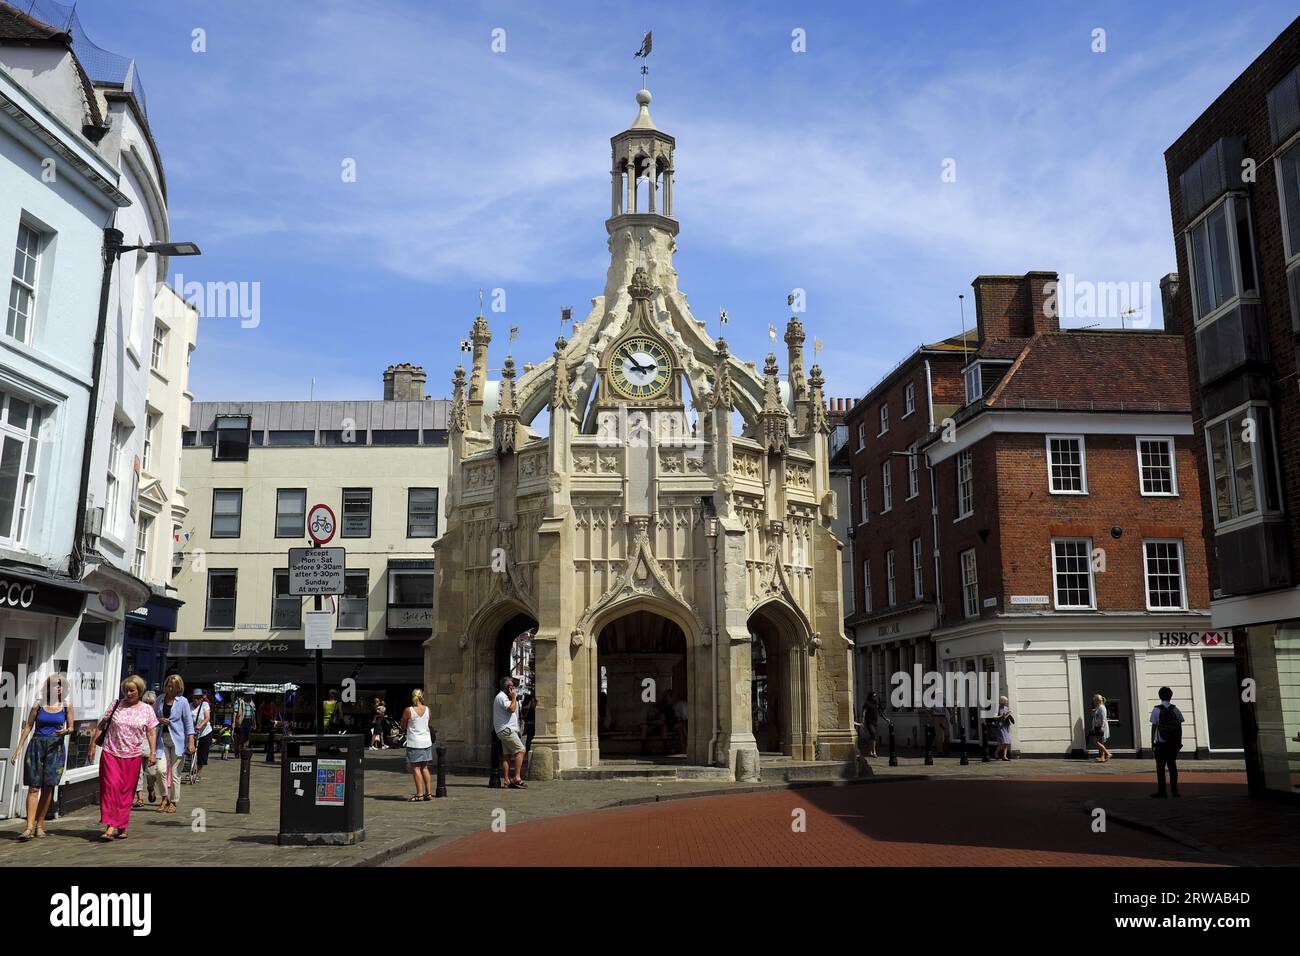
[0,750,1258,867]
[404,773,1258,867]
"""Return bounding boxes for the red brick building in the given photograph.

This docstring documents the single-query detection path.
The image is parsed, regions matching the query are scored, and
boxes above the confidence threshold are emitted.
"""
[902,273,1225,758]
[841,333,969,746]
[1163,16,1300,795]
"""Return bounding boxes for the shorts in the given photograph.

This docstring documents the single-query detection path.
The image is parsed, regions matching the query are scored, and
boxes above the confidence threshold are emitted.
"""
[406,746,433,765]
[497,728,525,756]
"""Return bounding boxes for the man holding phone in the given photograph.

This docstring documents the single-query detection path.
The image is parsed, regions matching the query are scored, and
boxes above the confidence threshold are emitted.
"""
[494,676,527,789]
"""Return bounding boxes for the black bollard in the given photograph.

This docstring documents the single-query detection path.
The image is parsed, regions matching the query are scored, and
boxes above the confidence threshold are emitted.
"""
[488,731,502,789]
[435,743,448,798]
[924,722,934,765]
[887,720,898,767]
[981,719,990,762]
[235,747,252,814]
[959,718,969,766]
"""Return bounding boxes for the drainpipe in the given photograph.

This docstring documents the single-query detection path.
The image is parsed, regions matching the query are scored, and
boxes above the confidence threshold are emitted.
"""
[927,453,943,667]
[924,358,935,432]
[71,226,121,579]
[702,498,720,766]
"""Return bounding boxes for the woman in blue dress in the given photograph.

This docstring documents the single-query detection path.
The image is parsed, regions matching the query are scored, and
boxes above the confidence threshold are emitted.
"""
[994,695,1014,761]
[7,674,72,839]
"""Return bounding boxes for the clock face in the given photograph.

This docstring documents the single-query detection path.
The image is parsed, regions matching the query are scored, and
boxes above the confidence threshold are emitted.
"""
[608,336,671,400]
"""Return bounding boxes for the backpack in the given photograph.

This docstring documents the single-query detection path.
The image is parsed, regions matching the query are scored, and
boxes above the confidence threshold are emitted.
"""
[1156,703,1182,748]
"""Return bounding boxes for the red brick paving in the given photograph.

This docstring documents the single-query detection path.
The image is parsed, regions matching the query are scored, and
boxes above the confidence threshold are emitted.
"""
[405,773,1244,867]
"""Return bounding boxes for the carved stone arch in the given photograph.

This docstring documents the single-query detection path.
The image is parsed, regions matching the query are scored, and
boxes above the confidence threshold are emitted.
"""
[514,358,556,426]
[751,545,816,652]
[463,595,536,655]
[574,518,695,639]
[584,591,701,652]
[747,596,814,652]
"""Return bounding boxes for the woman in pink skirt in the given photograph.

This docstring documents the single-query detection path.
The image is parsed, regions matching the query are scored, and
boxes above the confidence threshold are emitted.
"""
[87,675,158,841]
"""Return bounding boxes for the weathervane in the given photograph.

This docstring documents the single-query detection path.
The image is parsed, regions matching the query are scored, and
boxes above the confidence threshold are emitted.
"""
[634,30,652,82]
[478,287,484,317]
[813,336,824,359]
[560,306,572,335]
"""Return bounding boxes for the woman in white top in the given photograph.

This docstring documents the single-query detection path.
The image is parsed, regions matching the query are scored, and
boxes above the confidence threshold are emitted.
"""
[401,689,434,802]
[1089,693,1112,763]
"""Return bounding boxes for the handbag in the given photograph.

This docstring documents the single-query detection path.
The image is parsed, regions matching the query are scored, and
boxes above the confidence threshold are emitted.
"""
[92,700,122,749]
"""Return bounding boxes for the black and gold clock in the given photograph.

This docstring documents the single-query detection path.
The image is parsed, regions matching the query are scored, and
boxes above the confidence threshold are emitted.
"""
[607,335,672,400]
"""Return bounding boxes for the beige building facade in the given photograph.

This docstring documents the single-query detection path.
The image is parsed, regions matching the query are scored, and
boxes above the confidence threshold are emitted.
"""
[427,89,855,781]
[171,369,449,723]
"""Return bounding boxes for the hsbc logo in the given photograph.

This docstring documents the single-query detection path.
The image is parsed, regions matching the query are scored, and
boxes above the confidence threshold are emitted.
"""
[1152,630,1233,648]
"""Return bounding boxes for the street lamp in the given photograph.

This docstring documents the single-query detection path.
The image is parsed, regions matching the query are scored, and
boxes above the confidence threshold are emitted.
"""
[72,227,203,577]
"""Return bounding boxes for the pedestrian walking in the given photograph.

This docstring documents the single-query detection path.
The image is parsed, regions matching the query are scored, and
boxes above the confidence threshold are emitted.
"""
[233,693,255,750]
[1150,686,1185,798]
[8,673,73,840]
[994,696,1014,761]
[152,675,196,813]
[1089,693,1112,763]
[87,675,158,841]
[927,703,951,756]
[494,677,527,788]
[370,697,388,750]
[134,690,158,807]
[401,689,434,801]
[190,688,212,782]
[853,691,881,758]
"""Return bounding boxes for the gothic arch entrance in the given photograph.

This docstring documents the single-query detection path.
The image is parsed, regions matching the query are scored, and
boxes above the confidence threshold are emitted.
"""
[595,610,689,759]
[748,603,813,759]
[469,609,537,763]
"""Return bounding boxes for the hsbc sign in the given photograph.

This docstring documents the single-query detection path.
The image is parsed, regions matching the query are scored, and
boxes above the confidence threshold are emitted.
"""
[1150,630,1234,648]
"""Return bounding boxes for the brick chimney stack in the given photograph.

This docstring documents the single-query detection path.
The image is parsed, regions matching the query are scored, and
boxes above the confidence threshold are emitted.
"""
[971,271,1060,345]
[383,363,426,401]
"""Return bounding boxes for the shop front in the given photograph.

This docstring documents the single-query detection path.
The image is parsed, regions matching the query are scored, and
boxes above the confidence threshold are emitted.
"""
[0,565,106,818]
[932,615,1235,758]
[168,638,424,734]
[122,595,182,692]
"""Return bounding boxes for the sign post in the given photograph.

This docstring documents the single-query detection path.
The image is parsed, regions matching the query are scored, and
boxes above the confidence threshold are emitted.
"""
[302,504,338,733]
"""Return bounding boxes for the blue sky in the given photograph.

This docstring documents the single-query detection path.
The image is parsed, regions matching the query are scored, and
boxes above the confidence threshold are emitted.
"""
[67,0,1300,406]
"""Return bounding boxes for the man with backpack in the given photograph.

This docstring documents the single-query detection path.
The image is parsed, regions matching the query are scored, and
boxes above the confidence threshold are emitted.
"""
[1149,686,1184,798]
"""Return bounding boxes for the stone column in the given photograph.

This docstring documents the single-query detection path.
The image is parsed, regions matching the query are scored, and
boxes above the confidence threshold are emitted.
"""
[525,513,577,779]
[611,170,621,217]
[626,157,636,214]
[647,155,658,213]
[713,515,759,778]
[664,168,673,216]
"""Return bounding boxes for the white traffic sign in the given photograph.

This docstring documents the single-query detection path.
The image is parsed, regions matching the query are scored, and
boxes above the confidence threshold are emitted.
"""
[307,503,336,544]
[288,547,345,596]
[304,610,334,650]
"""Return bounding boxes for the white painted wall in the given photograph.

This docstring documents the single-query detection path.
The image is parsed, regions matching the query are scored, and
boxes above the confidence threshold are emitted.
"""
[0,66,120,572]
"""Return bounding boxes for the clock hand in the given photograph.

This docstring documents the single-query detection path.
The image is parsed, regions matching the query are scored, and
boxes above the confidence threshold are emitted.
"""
[628,358,654,374]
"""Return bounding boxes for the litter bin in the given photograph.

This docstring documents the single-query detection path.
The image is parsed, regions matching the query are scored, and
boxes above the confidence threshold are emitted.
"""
[278,735,365,845]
